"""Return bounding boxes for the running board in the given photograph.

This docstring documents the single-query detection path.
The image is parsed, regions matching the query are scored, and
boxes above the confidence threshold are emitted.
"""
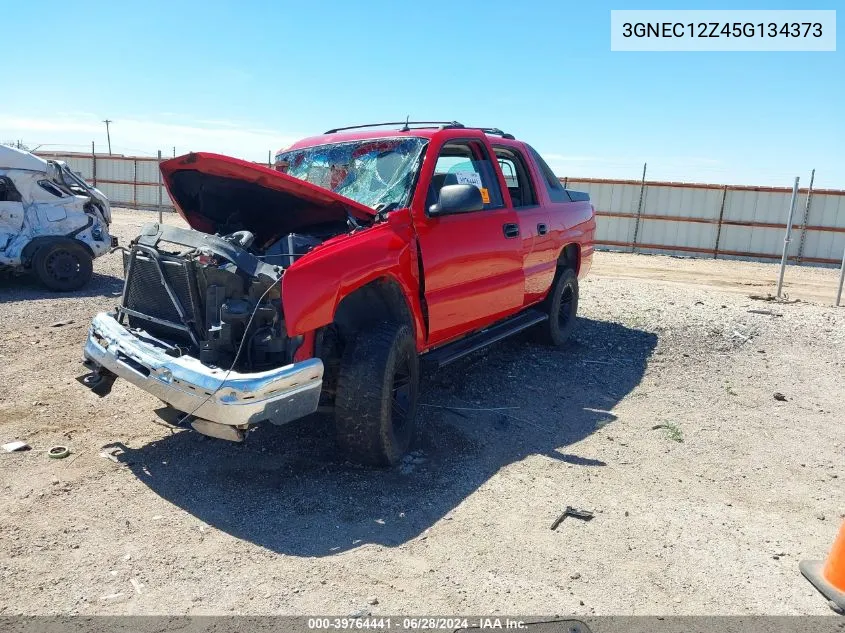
[421,309,547,371]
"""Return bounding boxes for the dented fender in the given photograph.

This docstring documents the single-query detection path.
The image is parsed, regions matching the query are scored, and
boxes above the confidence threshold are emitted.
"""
[281,208,427,351]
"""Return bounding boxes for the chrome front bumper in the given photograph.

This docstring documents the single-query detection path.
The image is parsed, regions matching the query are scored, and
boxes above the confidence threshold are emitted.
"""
[83,312,324,427]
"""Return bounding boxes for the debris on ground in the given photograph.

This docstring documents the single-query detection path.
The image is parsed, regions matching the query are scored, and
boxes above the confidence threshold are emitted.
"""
[47,446,70,459]
[747,309,783,317]
[99,448,123,463]
[551,506,595,530]
[49,319,74,327]
[2,440,31,453]
[749,293,800,304]
[652,423,684,443]
[773,392,788,402]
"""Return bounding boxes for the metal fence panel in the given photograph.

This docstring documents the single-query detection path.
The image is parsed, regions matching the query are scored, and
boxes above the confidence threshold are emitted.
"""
[567,180,641,214]
[596,217,636,246]
[97,182,135,206]
[639,218,719,249]
[642,185,722,220]
[802,229,845,262]
[134,159,161,184]
[719,224,800,259]
[95,157,136,184]
[809,193,845,228]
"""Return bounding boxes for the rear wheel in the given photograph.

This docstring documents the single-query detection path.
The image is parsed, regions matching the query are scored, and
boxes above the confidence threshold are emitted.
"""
[334,322,419,466]
[536,268,579,346]
[33,240,93,291]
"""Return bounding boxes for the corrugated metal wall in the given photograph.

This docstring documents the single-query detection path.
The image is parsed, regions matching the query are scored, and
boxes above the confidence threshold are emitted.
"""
[568,176,845,266]
[36,152,845,266]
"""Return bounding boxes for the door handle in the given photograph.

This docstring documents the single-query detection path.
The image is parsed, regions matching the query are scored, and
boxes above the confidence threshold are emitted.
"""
[537,223,548,235]
[503,223,520,239]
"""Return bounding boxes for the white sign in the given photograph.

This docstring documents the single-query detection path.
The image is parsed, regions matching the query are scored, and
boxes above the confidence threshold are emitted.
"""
[454,171,483,189]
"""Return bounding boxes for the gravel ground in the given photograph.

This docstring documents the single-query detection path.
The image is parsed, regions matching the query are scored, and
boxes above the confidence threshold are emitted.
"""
[0,208,843,616]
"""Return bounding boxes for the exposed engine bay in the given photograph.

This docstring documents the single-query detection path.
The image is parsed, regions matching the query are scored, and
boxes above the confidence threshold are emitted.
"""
[118,222,339,372]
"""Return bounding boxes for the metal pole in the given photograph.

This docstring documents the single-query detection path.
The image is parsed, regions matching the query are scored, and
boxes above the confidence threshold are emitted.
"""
[268,149,272,167]
[157,150,163,223]
[796,168,815,264]
[631,162,647,252]
[103,120,112,155]
[713,185,729,259]
[836,245,845,307]
[775,176,800,299]
[91,141,97,187]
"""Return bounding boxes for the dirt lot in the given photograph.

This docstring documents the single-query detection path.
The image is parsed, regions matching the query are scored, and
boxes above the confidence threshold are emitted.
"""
[1,208,843,616]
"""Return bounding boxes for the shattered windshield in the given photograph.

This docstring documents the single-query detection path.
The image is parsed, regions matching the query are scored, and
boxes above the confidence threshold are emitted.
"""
[275,137,427,210]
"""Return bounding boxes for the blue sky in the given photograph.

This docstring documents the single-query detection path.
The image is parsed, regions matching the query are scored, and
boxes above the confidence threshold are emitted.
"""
[2,0,842,187]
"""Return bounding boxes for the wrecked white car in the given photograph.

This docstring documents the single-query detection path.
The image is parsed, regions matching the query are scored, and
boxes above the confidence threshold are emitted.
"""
[0,145,115,290]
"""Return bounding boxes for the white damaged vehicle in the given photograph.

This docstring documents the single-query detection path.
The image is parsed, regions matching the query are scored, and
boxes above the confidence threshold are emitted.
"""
[0,145,115,290]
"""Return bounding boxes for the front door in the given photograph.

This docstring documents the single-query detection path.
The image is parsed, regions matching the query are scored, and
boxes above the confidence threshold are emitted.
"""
[413,139,524,348]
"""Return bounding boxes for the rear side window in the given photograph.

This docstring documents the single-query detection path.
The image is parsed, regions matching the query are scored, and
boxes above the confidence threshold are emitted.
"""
[527,145,570,203]
[494,146,538,208]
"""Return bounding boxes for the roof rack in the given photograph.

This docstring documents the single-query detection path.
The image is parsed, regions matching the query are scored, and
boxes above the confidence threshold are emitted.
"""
[324,121,465,134]
[474,127,515,140]
[322,121,516,140]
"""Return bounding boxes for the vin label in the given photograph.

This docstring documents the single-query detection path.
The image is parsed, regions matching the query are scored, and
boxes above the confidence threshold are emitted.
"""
[611,10,836,51]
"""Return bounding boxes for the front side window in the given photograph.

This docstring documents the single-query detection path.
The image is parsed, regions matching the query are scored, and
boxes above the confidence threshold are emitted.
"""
[276,137,428,211]
[426,140,504,210]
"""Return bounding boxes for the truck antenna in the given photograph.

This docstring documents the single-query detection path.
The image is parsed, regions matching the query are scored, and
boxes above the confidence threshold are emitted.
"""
[400,115,410,132]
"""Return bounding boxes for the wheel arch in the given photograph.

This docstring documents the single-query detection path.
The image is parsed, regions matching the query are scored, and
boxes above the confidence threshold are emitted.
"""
[332,275,419,342]
[557,242,581,275]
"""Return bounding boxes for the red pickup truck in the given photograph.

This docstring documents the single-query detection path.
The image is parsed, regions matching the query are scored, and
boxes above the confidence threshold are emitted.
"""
[81,122,595,465]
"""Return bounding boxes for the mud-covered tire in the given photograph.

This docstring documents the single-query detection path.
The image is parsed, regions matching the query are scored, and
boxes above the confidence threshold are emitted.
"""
[33,240,93,291]
[536,268,579,346]
[334,322,419,466]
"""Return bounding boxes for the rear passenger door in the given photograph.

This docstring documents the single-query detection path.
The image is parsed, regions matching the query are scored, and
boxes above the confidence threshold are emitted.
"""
[413,139,524,347]
[494,145,554,305]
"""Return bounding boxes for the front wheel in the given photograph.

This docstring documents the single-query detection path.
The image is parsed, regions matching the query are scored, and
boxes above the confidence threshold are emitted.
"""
[334,322,419,466]
[33,240,93,291]
[536,268,579,346]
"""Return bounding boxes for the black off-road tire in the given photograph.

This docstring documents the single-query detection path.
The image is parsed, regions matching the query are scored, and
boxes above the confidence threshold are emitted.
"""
[33,240,93,291]
[536,267,579,346]
[334,322,419,466]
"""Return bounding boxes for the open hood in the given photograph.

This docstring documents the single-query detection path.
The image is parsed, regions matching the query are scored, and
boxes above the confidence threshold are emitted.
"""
[160,152,376,245]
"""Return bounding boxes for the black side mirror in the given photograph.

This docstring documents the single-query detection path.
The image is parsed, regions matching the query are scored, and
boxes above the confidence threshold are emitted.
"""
[428,184,484,216]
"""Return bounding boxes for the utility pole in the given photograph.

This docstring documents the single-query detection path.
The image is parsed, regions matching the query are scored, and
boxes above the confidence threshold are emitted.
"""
[102,119,113,155]
[775,176,800,299]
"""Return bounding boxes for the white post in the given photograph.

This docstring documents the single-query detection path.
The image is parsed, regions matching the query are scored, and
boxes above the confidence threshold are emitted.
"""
[836,245,845,307]
[775,177,800,299]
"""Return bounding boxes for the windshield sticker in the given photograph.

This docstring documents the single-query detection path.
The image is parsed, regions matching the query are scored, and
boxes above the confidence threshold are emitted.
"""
[479,188,491,204]
[454,171,483,189]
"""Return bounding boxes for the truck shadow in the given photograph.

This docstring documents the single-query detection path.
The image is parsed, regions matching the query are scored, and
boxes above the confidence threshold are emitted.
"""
[114,317,657,557]
[0,272,124,302]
